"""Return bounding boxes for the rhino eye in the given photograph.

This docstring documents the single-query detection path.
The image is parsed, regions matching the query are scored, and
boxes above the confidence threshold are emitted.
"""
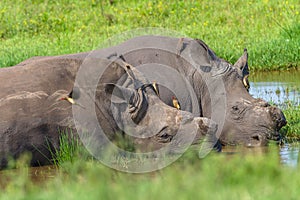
[232,105,239,111]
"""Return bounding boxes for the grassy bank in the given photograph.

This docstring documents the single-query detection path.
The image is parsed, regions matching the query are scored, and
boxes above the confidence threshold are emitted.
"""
[1,148,300,199]
[0,0,299,70]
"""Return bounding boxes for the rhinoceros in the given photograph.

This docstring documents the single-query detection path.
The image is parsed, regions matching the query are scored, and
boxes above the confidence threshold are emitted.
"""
[0,56,218,168]
[66,35,286,147]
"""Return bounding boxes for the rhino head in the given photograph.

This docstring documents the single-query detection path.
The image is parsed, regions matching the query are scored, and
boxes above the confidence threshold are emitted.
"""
[202,46,287,147]
[103,82,219,152]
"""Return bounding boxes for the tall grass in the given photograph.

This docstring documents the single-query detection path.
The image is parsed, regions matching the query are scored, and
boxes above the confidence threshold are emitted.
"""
[48,129,92,167]
[0,0,299,70]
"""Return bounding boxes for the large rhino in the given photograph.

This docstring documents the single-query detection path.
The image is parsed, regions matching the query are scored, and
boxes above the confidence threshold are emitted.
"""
[0,56,218,168]
[68,35,286,147]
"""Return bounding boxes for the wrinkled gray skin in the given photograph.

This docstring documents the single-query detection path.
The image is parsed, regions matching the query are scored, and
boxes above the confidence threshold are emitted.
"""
[69,35,286,147]
[0,56,218,168]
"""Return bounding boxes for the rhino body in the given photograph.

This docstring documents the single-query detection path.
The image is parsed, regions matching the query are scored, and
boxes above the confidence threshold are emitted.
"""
[0,55,218,168]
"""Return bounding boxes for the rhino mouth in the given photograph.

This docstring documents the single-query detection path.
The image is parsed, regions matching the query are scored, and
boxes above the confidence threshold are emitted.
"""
[246,133,268,147]
[267,129,285,144]
[246,126,285,147]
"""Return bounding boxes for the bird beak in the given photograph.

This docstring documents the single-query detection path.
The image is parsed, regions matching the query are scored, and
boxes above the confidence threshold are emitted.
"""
[66,97,75,104]
[58,97,66,101]
[58,97,75,104]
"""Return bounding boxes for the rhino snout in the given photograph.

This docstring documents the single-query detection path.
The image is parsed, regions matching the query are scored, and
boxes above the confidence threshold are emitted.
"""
[269,106,287,130]
[255,99,287,130]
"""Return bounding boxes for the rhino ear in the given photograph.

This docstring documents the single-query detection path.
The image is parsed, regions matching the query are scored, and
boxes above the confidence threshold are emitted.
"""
[104,83,135,104]
[233,48,249,77]
[233,49,250,91]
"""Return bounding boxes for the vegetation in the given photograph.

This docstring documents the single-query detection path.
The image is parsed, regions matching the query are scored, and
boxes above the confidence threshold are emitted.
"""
[282,103,300,139]
[1,147,300,199]
[49,129,92,166]
[0,0,299,70]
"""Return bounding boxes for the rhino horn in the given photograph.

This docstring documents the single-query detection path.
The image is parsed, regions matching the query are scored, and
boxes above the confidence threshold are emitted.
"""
[234,49,250,90]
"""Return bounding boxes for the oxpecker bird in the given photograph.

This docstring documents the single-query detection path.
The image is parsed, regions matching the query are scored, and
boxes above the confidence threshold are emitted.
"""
[59,87,80,105]
[152,81,159,96]
[172,96,181,110]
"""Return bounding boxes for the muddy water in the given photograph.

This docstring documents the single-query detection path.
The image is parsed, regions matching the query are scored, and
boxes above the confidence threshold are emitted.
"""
[0,165,58,188]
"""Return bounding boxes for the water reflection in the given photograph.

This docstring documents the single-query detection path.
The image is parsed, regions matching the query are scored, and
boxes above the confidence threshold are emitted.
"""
[250,70,300,107]
[279,143,300,167]
[222,144,300,168]
[250,82,300,107]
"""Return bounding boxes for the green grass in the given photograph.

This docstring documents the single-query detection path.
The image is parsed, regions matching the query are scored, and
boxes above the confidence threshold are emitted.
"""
[1,148,300,200]
[49,129,92,166]
[282,103,300,138]
[0,0,299,70]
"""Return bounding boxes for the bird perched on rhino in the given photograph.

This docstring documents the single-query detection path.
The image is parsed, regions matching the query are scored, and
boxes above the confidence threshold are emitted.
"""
[172,96,181,110]
[59,87,84,109]
[152,81,159,96]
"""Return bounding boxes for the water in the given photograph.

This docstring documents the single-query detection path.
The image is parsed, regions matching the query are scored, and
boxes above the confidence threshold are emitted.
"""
[279,144,300,167]
[250,70,300,107]
[222,143,300,168]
